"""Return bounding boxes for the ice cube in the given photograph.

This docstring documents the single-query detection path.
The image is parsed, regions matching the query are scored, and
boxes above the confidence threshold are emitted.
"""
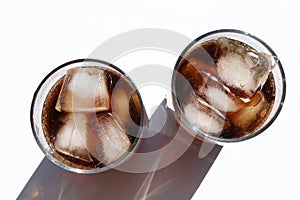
[216,38,273,98]
[183,93,230,135]
[111,77,143,134]
[228,91,270,132]
[217,52,256,97]
[204,86,244,113]
[111,85,131,128]
[87,113,131,165]
[196,73,244,113]
[55,67,110,113]
[54,113,92,162]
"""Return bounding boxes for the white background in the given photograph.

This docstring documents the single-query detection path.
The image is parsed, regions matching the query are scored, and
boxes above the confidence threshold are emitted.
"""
[1,0,299,199]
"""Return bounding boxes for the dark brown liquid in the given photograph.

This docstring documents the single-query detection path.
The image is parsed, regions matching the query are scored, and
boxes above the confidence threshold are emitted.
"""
[174,39,275,139]
[42,68,144,170]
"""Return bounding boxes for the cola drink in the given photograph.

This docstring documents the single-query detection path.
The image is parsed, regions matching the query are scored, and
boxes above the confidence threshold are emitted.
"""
[32,60,145,172]
[172,31,285,142]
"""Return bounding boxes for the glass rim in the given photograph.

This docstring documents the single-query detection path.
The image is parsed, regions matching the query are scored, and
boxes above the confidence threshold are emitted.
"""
[30,58,147,173]
[172,29,286,144]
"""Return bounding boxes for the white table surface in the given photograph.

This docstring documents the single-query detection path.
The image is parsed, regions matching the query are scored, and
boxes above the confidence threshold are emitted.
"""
[1,1,299,199]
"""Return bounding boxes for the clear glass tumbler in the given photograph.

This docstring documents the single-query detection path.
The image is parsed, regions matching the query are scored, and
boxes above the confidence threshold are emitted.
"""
[31,58,146,173]
[172,29,286,143]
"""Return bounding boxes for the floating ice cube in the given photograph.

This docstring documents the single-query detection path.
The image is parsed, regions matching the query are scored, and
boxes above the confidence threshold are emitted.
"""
[204,86,244,113]
[217,53,255,97]
[196,73,244,113]
[87,113,130,165]
[216,38,273,98]
[183,93,230,135]
[111,86,131,128]
[228,91,270,132]
[111,78,142,134]
[55,67,110,113]
[54,113,92,162]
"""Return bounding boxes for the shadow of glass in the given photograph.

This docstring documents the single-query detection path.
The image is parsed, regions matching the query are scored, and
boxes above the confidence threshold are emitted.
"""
[18,100,222,200]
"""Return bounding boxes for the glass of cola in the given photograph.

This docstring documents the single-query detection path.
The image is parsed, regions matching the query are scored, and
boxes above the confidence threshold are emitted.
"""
[31,59,146,173]
[172,29,286,143]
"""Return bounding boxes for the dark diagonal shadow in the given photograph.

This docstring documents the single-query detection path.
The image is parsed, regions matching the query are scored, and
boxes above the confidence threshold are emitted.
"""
[18,100,222,200]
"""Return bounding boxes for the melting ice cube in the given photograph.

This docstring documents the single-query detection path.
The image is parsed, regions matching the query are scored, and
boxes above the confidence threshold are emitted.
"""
[228,91,270,132]
[54,113,92,162]
[183,93,230,135]
[87,113,131,166]
[55,67,110,113]
[216,38,273,98]
[111,77,142,135]
[111,85,131,128]
[196,73,244,113]
[204,86,244,113]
